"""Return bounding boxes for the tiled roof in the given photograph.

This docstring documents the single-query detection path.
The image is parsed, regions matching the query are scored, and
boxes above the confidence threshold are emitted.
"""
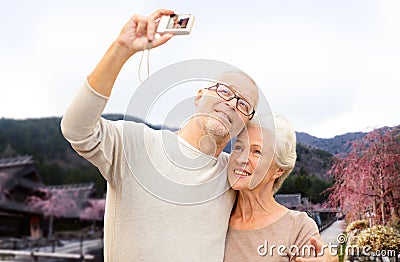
[0,156,100,219]
[45,183,95,191]
[274,193,302,208]
[0,156,34,168]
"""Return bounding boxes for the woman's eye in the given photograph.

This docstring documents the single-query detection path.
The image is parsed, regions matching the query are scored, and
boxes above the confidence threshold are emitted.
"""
[253,150,262,155]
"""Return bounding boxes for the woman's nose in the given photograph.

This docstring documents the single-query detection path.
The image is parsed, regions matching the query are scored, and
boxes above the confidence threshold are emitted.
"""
[236,150,249,164]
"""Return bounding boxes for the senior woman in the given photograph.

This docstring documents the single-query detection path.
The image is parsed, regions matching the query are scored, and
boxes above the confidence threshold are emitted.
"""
[224,114,321,261]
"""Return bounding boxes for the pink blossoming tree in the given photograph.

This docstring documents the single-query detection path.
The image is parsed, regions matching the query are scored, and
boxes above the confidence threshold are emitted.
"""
[27,188,78,237]
[327,127,400,225]
[80,199,105,221]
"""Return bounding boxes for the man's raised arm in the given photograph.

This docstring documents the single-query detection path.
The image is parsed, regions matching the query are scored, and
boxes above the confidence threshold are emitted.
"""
[61,9,174,141]
[60,10,174,182]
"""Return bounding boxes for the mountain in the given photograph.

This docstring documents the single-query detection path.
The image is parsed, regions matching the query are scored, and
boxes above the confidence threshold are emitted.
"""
[1,115,374,200]
[293,143,332,180]
[296,131,366,155]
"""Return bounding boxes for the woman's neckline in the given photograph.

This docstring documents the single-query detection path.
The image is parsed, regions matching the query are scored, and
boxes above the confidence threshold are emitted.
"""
[228,209,291,232]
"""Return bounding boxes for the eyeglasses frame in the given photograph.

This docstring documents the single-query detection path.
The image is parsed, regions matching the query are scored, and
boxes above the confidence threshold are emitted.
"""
[207,83,255,120]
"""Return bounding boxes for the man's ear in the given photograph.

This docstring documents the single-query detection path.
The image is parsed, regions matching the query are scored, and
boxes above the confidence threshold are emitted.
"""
[194,89,204,107]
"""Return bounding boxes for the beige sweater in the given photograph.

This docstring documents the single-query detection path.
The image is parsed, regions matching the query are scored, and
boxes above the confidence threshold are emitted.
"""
[224,210,320,261]
[61,80,236,261]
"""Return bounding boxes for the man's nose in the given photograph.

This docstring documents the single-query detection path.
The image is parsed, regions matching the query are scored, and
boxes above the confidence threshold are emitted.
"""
[225,98,237,111]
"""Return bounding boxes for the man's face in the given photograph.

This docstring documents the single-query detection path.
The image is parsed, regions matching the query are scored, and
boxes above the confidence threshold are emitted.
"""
[194,72,259,139]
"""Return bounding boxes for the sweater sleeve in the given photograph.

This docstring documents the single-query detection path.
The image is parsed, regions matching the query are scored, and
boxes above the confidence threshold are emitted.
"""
[60,79,124,187]
[290,212,320,261]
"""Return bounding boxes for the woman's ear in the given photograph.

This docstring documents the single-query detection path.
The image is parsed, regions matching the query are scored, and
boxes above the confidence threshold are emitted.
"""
[273,167,285,180]
[194,89,204,107]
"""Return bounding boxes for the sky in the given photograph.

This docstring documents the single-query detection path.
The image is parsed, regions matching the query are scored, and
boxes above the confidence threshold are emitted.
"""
[0,0,399,138]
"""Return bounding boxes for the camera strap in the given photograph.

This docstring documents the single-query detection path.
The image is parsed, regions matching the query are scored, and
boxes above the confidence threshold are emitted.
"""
[138,49,150,83]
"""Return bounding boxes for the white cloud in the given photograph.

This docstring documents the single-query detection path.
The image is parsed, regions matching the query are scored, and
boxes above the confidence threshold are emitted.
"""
[0,0,398,138]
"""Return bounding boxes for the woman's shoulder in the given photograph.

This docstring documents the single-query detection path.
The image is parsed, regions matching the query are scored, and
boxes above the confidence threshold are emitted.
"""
[287,209,309,218]
[286,210,318,228]
[286,210,320,246]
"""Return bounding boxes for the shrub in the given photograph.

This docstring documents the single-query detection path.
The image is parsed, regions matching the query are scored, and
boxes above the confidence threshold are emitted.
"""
[355,225,400,251]
[346,220,369,233]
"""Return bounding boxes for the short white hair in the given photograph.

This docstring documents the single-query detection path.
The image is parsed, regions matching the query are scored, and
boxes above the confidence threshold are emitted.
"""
[248,113,297,194]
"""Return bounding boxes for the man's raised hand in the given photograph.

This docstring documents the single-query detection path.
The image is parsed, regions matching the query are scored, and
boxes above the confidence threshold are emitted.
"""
[116,9,175,55]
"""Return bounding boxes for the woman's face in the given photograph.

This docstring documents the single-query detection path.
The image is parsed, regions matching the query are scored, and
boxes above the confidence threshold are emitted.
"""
[228,126,279,191]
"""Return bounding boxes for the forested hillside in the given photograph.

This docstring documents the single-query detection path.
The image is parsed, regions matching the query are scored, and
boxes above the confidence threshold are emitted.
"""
[0,116,337,201]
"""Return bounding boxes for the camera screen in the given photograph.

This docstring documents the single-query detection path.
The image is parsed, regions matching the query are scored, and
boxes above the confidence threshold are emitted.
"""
[167,14,190,29]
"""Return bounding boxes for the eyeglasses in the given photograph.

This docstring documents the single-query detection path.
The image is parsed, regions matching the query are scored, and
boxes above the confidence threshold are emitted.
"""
[207,83,255,119]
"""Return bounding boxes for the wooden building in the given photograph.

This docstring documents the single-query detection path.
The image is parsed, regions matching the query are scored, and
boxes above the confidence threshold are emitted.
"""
[0,156,43,237]
[0,156,100,238]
